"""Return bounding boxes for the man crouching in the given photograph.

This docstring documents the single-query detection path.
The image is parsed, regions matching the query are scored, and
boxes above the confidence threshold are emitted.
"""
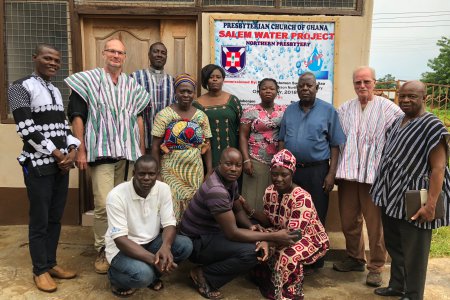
[105,154,193,297]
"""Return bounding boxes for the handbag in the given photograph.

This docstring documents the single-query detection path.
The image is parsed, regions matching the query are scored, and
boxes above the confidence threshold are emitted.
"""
[404,189,445,220]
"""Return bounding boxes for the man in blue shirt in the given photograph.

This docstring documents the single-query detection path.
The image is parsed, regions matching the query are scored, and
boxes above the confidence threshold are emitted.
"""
[279,72,346,272]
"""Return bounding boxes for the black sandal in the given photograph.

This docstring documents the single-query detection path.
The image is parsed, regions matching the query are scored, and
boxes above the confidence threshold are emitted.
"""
[111,285,136,298]
[189,269,223,300]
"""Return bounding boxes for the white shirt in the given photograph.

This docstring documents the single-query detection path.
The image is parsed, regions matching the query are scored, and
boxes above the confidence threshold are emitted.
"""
[105,179,176,263]
[336,96,404,184]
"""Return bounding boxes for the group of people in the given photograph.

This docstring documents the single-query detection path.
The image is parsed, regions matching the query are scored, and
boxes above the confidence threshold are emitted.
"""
[8,38,450,300]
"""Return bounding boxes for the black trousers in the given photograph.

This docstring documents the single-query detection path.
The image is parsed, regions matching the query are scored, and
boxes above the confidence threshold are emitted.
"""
[293,163,329,268]
[24,167,69,275]
[381,212,432,300]
[189,233,258,290]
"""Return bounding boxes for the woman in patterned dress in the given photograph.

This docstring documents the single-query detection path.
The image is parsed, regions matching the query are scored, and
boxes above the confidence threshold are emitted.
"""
[151,74,212,221]
[194,64,242,168]
[239,78,286,212]
[242,149,329,300]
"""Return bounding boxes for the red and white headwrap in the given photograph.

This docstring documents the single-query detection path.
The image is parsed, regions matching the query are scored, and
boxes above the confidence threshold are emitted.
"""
[270,149,296,173]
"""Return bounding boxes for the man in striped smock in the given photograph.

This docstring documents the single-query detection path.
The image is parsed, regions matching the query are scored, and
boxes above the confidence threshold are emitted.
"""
[371,81,450,300]
[334,66,403,287]
[131,42,175,150]
[66,39,151,274]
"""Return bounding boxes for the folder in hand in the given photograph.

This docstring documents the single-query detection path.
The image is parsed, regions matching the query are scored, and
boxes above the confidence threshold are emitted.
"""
[405,189,445,220]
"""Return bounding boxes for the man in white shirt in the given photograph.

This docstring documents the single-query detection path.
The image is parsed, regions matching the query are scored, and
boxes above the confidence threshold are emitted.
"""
[105,155,193,297]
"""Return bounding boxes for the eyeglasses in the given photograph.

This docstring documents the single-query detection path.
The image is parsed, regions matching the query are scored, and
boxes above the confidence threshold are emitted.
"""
[103,49,126,56]
[353,80,374,86]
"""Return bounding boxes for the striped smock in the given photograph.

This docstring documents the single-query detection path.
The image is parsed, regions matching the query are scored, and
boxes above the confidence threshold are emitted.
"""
[370,112,450,229]
[65,68,150,162]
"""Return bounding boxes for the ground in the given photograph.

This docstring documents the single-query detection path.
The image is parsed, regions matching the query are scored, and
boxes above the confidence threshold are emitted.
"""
[0,226,449,300]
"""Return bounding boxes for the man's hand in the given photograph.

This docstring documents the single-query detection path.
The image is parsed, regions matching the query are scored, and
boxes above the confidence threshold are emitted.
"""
[255,241,270,261]
[411,203,436,223]
[271,229,297,246]
[75,148,88,170]
[154,245,177,273]
[58,150,76,172]
[249,224,267,232]
[323,173,335,193]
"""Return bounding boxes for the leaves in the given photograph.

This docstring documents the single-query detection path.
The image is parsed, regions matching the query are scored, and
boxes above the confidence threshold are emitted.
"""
[421,37,450,85]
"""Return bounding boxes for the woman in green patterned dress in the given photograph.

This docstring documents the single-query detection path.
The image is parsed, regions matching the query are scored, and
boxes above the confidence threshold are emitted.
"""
[194,64,242,168]
[151,74,212,221]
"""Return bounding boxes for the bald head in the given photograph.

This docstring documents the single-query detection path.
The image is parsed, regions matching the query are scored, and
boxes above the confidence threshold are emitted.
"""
[220,147,242,162]
[104,38,126,51]
[398,80,427,118]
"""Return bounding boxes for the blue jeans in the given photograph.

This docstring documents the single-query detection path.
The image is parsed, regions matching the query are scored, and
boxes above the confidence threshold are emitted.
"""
[108,234,193,289]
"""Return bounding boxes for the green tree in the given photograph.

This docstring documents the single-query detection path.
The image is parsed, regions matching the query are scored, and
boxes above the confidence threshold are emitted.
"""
[421,37,450,85]
[376,73,396,89]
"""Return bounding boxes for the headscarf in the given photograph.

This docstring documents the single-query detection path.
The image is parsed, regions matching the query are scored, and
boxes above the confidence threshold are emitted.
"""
[270,149,296,173]
[174,73,196,90]
[200,64,225,89]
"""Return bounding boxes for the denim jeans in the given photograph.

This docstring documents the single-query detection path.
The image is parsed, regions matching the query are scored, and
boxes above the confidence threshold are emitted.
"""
[108,234,193,289]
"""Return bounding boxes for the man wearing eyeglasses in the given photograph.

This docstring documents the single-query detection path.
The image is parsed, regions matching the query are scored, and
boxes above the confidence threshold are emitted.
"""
[131,42,175,151]
[333,66,403,288]
[65,38,151,274]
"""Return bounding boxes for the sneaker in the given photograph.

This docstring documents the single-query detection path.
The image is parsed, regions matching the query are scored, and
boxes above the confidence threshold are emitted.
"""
[94,247,110,274]
[332,257,365,272]
[366,271,382,287]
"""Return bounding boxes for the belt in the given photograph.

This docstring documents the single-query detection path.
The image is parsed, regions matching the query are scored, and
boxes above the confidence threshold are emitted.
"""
[296,159,329,168]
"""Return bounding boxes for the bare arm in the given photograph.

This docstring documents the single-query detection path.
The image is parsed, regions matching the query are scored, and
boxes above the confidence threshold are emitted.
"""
[137,115,145,155]
[278,140,285,151]
[412,138,447,222]
[151,136,163,170]
[114,236,156,266]
[239,123,253,176]
[153,225,177,273]
[71,116,87,170]
[214,208,295,245]
[323,146,339,193]
[202,138,213,178]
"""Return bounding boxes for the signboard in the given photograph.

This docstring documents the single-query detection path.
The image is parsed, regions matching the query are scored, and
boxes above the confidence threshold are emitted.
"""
[212,18,337,107]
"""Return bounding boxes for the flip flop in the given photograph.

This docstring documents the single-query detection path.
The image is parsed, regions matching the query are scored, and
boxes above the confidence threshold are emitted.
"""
[111,285,136,298]
[148,279,164,291]
[189,270,223,300]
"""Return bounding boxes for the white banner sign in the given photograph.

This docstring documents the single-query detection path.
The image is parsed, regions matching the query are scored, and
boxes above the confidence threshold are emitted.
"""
[213,19,336,108]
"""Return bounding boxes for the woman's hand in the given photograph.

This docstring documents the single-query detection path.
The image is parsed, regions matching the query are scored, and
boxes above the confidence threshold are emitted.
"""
[243,160,253,176]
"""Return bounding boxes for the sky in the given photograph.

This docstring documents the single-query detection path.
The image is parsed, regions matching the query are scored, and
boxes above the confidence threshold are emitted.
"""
[370,0,450,80]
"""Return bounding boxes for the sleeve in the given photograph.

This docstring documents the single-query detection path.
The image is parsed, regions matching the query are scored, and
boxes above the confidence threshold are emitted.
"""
[240,106,254,125]
[151,108,170,137]
[64,119,81,148]
[131,80,152,115]
[328,108,346,147]
[384,99,405,130]
[8,83,57,154]
[159,183,177,228]
[67,90,88,124]
[106,191,129,240]
[200,111,212,139]
[206,187,233,215]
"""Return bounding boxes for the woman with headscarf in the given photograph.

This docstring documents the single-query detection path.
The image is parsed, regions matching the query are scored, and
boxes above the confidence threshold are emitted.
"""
[194,64,242,168]
[241,149,329,300]
[239,78,286,212]
[151,74,212,221]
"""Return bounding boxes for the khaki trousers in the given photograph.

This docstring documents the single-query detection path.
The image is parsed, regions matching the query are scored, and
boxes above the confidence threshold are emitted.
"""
[337,180,387,273]
[90,160,133,252]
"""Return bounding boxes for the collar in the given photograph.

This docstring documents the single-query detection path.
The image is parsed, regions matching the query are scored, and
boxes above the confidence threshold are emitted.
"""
[32,72,52,85]
[298,99,316,111]
[149,66,164,74]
